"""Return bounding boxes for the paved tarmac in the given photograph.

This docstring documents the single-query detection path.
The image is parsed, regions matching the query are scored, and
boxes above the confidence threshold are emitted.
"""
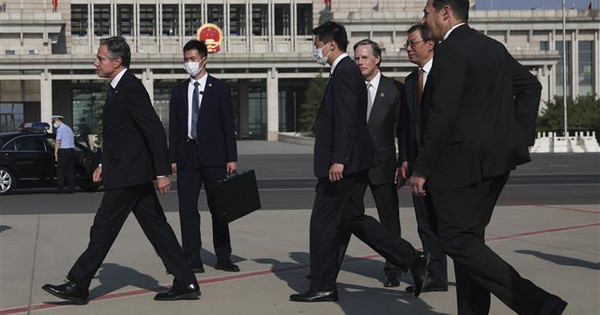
[1,141,599,315]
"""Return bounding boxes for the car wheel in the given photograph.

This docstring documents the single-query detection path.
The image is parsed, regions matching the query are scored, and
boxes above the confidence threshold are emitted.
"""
[0,167,15,195]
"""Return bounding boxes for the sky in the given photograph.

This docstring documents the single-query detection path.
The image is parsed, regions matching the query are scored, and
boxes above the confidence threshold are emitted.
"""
[474,0,598,10]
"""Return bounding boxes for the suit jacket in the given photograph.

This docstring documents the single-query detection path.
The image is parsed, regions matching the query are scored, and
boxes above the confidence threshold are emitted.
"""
[413,25,541,191]
[313,56,376,178]
[367,74,402,185]
[101,70,171,190]
[401,68,423,169]
[169,74,238,168]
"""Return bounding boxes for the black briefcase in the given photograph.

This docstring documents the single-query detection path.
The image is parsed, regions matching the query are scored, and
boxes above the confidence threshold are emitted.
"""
[214,170,261,223]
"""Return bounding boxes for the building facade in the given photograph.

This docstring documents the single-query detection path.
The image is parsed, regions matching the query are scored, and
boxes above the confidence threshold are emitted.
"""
[0,0,598,140]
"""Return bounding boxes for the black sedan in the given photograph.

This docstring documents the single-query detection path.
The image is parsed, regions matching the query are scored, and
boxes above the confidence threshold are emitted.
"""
[0,130,101,194]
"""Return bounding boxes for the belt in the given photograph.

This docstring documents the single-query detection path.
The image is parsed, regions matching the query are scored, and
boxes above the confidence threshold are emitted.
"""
[186,138,197,144]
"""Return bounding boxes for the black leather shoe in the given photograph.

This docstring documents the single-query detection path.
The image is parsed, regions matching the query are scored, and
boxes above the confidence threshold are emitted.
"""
[290,290,338,302]
[215,263,240,272]
[537,294,567,315]
[406,277,447,293]
[383,271,401,288]
[409,252,430,297]
[154,283,200,301]
[42,281,89,305]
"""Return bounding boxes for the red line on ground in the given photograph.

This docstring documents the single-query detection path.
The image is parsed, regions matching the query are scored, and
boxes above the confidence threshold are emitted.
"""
[498,199,600,214]
[2,221,599,315]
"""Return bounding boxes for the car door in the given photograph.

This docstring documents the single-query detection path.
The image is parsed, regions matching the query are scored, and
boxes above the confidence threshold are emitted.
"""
[9,135,54,181]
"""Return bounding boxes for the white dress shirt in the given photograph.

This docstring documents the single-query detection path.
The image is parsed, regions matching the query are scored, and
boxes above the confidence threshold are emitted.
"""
[420,58,433,87]
[443,23,466,41]
[187,73,208,139]
[110,68,128,89]
[330,53,349,75]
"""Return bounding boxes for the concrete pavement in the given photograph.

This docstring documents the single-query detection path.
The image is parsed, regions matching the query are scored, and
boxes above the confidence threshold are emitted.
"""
[1,141,599,314]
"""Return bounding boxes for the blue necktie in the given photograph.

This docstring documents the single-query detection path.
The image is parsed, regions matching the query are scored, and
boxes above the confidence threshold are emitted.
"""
[191,82,200,140]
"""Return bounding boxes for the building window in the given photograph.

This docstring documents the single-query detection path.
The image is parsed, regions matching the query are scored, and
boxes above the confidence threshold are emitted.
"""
[252,4,268,36]
[117,5,133,37]
[162,4,179,36]
[94,5,110,36]
[230,4,246,36]
[140,5,156,37]
[0,103,24,133]
[208,4,224,29]
[72,88,104,136]
[539,41,549,51]
[297,4,312,36]
[71,4,87,36]
[185,5,201,36]
[578,41,594,96]
[556,41,572,97]
[274,4,290,36]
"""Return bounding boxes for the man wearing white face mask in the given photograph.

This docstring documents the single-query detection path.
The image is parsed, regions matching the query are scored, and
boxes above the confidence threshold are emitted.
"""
[290,21,428,303]
[168,39,239,274]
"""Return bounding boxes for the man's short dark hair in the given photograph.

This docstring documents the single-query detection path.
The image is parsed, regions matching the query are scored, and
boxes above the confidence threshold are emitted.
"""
[100,36,131,68]
[353,39,382,67]
[183,40,208,57]
[407,24,433,43]
[312,21,349,52]
[433,0,469,22]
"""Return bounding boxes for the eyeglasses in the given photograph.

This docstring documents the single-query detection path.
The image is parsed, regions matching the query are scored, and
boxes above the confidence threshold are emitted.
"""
[404,40,424,49]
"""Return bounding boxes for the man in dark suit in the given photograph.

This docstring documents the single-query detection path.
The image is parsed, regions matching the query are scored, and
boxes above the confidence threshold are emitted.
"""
[42,36,199,304]
[399,24,448,294]
[353,39,403,288]
[289,21,428,303]
[412,1,567,314]
[169,39,239,273]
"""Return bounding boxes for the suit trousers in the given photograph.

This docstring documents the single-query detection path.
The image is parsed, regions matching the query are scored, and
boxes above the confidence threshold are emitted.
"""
[411,194,447,283]
[57,148,75,193]
[176,141,231,266]
[67,183,196,289]
[369,181,402,275]
[430,173,549,315]
[309,172,417,291]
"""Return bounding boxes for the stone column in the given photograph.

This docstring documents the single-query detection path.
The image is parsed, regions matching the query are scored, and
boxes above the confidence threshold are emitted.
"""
[40,70,53,125]
[266,68,279,141]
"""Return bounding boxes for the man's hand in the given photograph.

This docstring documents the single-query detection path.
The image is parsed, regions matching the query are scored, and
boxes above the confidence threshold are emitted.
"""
[54,153,58,162]
[395,167,406,188]
[409,175,426,197]
[93,166,102,183]
[226,162,238,175]
[171,163,177,176]
[400,161,409,179]
[156,176,171,195]
[328,163,344,182]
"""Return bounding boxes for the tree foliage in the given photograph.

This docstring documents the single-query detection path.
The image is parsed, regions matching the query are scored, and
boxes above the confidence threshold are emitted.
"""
[537,94,600,135]
[298,72,328,134]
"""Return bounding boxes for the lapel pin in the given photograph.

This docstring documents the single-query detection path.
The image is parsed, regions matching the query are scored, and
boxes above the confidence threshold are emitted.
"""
[208,83,212,87]
[380,92,385,98]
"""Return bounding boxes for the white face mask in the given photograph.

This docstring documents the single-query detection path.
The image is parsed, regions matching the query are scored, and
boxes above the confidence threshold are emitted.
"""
[53,122,60,128]
[184,61,204,77]
[313,43,332,65]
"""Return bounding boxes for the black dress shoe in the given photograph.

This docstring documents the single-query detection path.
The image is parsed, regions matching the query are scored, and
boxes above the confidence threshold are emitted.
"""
[406,277,447,293]
[154,283,200,301]
[215,263,240,272]
[289,290,338,302]
[537,294,567,315]
[42,281,89,305]
[383,272,401,288]
[408,252,430,297]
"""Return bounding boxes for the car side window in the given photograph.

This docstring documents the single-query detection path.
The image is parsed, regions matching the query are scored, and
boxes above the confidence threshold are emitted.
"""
[14,136,47,152]
[1,141,16,151]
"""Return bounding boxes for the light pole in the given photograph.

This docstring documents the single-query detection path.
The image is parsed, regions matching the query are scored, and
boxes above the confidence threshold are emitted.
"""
[562,0,568,143]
